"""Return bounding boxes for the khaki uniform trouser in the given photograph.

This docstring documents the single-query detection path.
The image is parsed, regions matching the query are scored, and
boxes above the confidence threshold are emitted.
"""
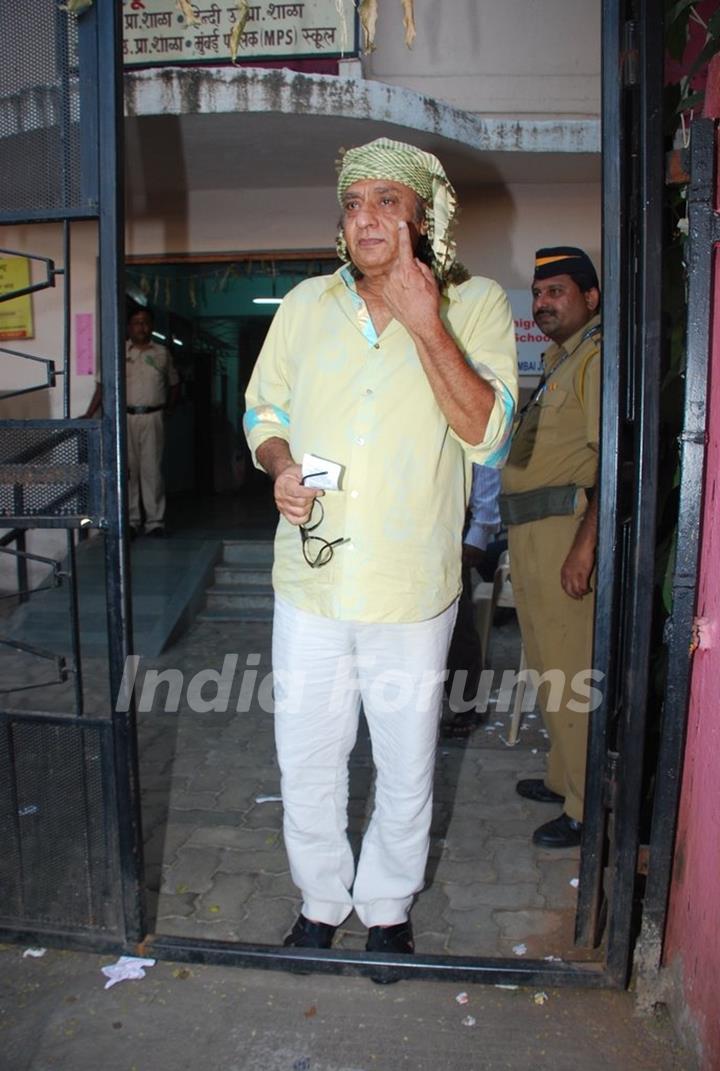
[508,512,595,822]
[126,410,165,531]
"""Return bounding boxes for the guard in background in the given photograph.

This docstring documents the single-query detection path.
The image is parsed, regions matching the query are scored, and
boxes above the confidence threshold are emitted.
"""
[500,247,601,849]
[85,306,179,537]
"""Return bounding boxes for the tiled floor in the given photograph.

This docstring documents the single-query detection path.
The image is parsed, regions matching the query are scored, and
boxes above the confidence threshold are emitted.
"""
[134,612,592,964]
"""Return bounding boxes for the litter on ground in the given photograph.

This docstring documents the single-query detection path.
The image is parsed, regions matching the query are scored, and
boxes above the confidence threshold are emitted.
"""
[101,955,156,990]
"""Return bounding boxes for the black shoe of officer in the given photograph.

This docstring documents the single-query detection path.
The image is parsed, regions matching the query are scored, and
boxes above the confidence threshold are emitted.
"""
[516,778,565,805]
[532,812,583,848]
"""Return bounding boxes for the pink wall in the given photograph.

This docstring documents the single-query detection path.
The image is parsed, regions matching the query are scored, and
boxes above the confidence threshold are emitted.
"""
[663,234,720,1067]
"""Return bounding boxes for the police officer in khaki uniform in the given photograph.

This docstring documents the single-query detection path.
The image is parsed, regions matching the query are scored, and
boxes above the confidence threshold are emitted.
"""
[86,307,179,537]
[500,247,600,849]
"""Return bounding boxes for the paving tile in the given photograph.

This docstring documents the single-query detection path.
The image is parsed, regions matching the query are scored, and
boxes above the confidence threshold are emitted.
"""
[487,838,544,884]
[217,848,288,876]
[154,913,246,940]
[536,857,582,907]
[238,894,298,943]
[494,907,570,943]
[161,845,223,895]
[443,906,500,952]
[251,869,298,899]
[431,857,497,885]
[445,881,544,911]
[185,825,280,851]
[155,890,198,920]
[195,873,255,921]
[169,789,219,811]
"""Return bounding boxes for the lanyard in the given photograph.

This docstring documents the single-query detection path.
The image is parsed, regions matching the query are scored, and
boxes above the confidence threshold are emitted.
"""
[513,321,601,433]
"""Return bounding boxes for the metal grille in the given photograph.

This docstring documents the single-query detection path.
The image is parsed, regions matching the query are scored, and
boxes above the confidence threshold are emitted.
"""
[0,0,83,217]
[0,423,102,523]
[0,717,119,933]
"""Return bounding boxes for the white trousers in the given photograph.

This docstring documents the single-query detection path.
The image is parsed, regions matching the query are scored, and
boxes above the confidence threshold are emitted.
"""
[272,595,458,928]
[126,410,165,531]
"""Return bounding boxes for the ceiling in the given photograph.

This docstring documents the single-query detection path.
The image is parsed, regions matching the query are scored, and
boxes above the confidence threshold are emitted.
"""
[124,111,601,200]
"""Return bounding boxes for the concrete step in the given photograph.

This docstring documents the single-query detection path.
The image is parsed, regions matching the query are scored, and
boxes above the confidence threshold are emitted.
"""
[214,564,271,587]
[4,536,221,657]
[196,606,274,624]
[221,540,274,565]
[204,584,274,612]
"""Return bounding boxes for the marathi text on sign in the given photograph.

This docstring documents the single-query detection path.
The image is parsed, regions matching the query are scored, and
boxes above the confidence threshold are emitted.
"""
[122,0,357,64]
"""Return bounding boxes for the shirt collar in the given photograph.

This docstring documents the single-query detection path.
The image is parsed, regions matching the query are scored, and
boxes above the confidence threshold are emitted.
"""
[318,264,462,303]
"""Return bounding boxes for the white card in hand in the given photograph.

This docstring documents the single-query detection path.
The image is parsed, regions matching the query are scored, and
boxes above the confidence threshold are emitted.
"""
[302,452,343,490]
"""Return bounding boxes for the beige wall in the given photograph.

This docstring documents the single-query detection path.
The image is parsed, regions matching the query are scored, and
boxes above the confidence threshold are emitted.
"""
[457,183,601,288]
[127,181,601,288]
[362,0,601,117]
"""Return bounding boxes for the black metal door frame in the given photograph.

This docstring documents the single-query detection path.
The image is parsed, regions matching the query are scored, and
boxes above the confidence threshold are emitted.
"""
[638,117,718,974]
[0,0,144,948]
[1,0,700,990]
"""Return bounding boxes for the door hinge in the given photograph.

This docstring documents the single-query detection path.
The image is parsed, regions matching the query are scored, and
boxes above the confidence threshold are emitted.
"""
[622,21,639,86]
[604,750,620,810]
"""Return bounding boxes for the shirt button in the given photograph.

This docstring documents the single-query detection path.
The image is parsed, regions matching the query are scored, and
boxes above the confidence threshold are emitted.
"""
[356,437,365,446]
[350,490,359,499]
[365,389,373,396]
[374,343,380,349]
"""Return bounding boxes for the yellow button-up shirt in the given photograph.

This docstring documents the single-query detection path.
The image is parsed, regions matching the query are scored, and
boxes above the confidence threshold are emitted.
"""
[244,267,517,623]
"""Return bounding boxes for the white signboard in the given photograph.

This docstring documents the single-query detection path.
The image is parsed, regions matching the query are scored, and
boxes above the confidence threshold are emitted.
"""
[507,289,548,380]
[122,0,358,65]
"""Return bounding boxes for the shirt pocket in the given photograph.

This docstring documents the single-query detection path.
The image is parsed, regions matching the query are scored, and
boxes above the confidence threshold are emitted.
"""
[537,386,568,434]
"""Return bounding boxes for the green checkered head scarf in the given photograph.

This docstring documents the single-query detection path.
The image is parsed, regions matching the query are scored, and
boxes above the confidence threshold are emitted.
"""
[336,137,459,284]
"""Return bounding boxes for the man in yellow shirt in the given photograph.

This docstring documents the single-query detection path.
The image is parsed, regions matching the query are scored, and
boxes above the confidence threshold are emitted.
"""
[244,139,517,968]
[500,247,601,850]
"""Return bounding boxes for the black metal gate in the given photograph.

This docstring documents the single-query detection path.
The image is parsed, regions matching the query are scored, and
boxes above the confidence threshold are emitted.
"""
[0,0,144,948]
[0,0,695,988]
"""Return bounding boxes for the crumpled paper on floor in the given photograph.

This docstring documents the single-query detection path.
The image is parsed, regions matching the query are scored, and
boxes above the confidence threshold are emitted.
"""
[101,955,156,990]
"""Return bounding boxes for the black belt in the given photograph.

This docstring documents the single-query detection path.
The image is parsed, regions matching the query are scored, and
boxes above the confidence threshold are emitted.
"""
[126,405,164,415]
[499,485,584,526]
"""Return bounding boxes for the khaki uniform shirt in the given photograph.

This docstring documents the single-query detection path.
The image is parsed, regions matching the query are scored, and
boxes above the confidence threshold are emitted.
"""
[124,341,178,408]
[501,315,601,495]
[244,267,518,623]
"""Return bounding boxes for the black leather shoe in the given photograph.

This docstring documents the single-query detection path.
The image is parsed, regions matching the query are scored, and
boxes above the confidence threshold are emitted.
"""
[366,921,414,985]
[516,778,565,804]
[532,812,583,848]
[366,920,415,954]
[283,914,336,949]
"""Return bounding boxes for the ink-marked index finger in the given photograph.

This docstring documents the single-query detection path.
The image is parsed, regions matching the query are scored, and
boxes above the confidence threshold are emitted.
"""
[397,219,414,261]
